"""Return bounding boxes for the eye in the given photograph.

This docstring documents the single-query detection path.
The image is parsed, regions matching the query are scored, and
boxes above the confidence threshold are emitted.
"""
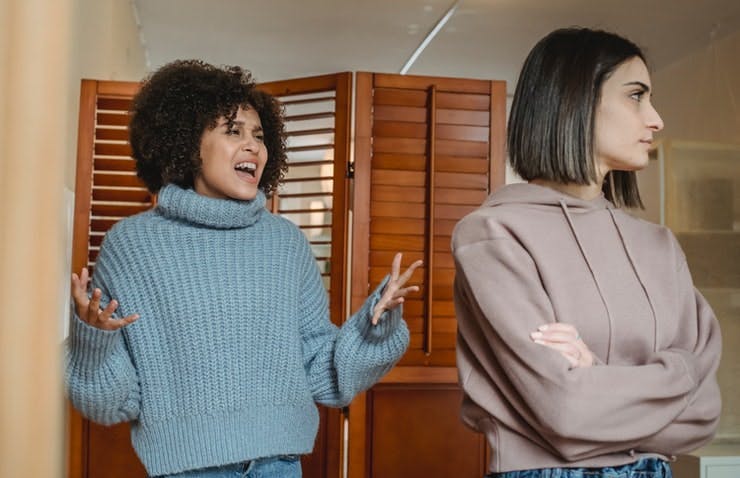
[255,132,265,142]
[629,90,646,102]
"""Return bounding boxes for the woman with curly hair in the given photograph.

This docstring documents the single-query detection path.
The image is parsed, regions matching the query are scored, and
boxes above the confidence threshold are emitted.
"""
[65,60,421,478]
[453,28,721,478]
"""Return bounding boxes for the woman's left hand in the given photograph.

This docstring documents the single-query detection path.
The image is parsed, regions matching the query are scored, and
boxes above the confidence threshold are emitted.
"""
[371,252,423,325]
[530,323,594,368]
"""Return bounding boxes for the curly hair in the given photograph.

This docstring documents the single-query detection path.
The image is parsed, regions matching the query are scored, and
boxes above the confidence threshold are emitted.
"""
[129,59,287,196]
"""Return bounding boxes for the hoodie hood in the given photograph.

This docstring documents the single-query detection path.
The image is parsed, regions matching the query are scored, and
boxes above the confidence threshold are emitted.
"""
[483,182,613,212]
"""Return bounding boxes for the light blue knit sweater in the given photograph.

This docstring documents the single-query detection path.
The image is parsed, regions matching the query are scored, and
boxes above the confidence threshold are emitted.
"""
[65,184,409,476]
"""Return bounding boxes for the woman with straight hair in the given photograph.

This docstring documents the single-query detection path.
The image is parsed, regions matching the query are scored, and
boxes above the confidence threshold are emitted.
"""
[453,28,721,478]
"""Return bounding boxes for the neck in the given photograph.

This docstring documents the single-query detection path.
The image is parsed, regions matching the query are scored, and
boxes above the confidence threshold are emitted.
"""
[530,178,604,201]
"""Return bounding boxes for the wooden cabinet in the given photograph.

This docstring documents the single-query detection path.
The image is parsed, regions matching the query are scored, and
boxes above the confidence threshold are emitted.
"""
[673,445,740,478]
[348,72,506,478]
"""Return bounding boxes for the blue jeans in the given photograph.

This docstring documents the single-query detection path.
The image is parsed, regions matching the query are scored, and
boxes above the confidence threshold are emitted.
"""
[154,455,301,478]
[486,457,672,478]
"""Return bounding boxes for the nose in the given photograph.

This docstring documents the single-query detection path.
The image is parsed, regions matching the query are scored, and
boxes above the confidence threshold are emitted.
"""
[241,135,259,153]
[646,101,664,132]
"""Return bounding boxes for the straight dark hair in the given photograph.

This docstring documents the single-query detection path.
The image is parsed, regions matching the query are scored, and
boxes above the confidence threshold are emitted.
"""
[508,27,647,208]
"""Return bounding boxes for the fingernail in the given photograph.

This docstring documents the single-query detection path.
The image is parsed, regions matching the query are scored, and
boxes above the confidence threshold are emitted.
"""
[534,339,545,345]
[530,331,543,339]
[538,325,549,331]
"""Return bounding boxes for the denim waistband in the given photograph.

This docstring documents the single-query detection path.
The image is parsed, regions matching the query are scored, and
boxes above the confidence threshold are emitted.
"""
[487,457,671,478]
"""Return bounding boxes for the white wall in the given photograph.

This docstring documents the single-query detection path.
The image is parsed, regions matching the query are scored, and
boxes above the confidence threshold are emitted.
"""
[66,0,148,190]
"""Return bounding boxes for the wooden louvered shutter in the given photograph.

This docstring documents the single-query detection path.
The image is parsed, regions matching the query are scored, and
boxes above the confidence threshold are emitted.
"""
[348,72,506,478]
[257,73,352,478]
[67,75,352,478]
[68,80,151,478]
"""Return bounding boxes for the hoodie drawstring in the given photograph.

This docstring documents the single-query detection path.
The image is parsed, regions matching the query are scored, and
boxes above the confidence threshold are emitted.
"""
[558,199,615,363]
[607,209,659,353]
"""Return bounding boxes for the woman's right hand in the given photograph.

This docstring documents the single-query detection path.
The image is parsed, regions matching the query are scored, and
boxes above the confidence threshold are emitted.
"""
[530,322,594,369]
[71,268,139,331]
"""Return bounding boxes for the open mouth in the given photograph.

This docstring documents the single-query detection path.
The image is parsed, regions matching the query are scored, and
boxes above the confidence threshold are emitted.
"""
[235,161,257,178]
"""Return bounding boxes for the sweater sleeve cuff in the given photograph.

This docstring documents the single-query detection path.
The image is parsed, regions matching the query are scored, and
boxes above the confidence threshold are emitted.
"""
[354,275,405,342]
[68,311,123,365]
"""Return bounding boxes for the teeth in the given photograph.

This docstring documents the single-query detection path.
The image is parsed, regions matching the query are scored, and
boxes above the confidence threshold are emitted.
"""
[235,162,257,171]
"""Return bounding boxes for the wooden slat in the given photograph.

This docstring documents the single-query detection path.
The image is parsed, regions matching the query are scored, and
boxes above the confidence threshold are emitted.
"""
[287,127,334,137]
[370,218,425,235]
[97,97,133,111]
[435,204,477,220]
[286,144,334,153]
[284,111,334,122]
[93,172,145,188]
[397,349,456,366]
[370,268,427,287]
[371,170,425,187]
[96,112,130,126]
[286,159,335,168]
[432,301,457,317]
[258,72,344,97]
[434,219,459,237]
[96,80,140,97]
[90,203,151,217]
[436,124,489,142]
[410,332,456,349]
[436,109,489,126]
[278,191,333,200]
[88,234,104,247]
[436,156,489,174]
[437,92,490,111]
[370,201,425,219]
[91,218,119,231]
[371,137,426,155]
[435,188,488,205]
[92,188,151,203]
[436,139,488,158]
[95,128,129,141]
[380,366,458,383]
[373,121,427,139]
[373,73,491,95]
[371,154,426,171]
[373,105,426,123]
[369,250,425,266]
[370,234,425,251]
[371,185,425,203]
[406,317,457,333]
[94,158,136,171]
[373,88,427,107]
[95,143,132,156]
[369,246,454,266]
[280,95,335,106]
[434,172,489,189]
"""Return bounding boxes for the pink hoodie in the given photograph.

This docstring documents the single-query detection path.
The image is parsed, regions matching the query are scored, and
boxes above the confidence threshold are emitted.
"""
[453,182,721,473]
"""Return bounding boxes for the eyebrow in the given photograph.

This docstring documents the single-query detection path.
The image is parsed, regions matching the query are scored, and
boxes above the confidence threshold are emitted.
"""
[623,81,650,92]
[222,120,263,131]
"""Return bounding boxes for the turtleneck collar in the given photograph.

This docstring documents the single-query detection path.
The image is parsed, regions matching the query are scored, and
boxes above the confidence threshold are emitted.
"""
[155,184,267,229]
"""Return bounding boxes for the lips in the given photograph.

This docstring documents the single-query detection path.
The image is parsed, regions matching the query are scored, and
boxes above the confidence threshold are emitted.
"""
[234,161,258,179]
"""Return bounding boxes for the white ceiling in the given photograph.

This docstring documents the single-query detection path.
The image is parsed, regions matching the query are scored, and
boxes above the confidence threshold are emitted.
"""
[134,0,740,92]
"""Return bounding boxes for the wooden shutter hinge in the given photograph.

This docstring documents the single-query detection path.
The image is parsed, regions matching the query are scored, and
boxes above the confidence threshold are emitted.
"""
[346,161,355,179]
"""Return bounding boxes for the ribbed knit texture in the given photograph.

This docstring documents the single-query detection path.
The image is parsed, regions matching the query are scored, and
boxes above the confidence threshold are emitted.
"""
[65,184,409,477]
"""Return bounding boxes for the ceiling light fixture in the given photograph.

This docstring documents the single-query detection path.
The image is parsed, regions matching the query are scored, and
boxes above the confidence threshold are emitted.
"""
[400,0,460,75]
